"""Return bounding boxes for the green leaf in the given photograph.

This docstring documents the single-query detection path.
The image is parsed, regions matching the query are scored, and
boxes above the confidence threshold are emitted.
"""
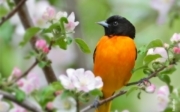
[60,17,68,24]
[75,38,91,53]
[79,93,90,103]
[164,108,173,112]
[143,54,162,65]
[38,61,48,68]
[90,89,103,97]
[14,89,26,102]
[146,39,163,49]
[126,87,139,97]
[42,23,60,34]
[66,37,73,45]
[61,90,74,99]
[137,91,141,99]
[39,86,55,106]
[19,27,41,46]
[161,66,176,75]
[143,68,153,75]
[168,84,173,93]
[60,17,68,34]
[24,50,37,59]
[137,45,146,55]
[51,81,64,90]
[57,37,67,50]
[0,22,14,42]
[158,74,171,85]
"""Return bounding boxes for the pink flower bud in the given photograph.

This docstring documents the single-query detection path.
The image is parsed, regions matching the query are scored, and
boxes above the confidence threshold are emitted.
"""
[173,47,180,54]
[35,39,47,50]
[145,84,156,93]
[42,46,50,53]
[42,7,56,21]
[11,67,22,78]
[46,102,54,110]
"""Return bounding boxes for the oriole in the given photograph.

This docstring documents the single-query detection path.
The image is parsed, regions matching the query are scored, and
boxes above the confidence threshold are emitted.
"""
[93,15,137,112]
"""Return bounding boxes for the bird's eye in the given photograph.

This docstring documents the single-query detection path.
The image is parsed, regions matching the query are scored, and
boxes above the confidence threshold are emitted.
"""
[113,21,118,26]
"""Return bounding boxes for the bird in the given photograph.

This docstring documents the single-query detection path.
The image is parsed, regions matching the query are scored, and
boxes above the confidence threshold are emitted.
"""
[93,15,137,112]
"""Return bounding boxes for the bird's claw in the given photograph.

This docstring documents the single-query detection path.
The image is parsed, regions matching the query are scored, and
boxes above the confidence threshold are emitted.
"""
[138,78,151,86]
[93,97,100,109]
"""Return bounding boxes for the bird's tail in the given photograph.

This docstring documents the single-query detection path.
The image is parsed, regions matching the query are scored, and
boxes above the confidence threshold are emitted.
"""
[95,100,112,112]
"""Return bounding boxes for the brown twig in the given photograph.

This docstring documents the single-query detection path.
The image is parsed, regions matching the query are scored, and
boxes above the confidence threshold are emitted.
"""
[0,90,43,112]
[14,0,57,83]
[80,64,170,112]
[80,91,127,112]
[7,61,38,86]
[0,0,27,26]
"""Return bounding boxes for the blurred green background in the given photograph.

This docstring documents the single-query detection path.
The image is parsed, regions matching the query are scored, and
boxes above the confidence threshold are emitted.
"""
[0,0,180,112]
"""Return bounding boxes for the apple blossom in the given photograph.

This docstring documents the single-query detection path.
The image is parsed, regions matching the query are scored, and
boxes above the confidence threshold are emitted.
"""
[59,68,103,93]
[9,104,27,112]
[17,73,40,95]
[145,84,156,93]
[173,47,180,54]
[170,33,180,43]
[55,11,68,21]
[150,0,174,24]
[65,12,79,32]
[42,7,56,21]
[147,47,168,62]
[157,85,170,111]
[52,95,76,112]
[0,95,10,112]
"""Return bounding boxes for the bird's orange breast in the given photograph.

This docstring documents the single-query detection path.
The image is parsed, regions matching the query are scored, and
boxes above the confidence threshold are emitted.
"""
[93,36,136,98]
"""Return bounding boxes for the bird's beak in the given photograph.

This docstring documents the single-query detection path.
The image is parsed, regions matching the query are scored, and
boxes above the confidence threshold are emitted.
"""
[97,21,109,28]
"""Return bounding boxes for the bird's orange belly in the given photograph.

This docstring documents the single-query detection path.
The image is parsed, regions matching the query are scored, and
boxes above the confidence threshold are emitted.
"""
[93,36,136,98]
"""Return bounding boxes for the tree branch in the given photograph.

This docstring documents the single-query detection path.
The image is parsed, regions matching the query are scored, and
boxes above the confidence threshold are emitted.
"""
[0,90,43,112]
[81,64,172,112]
[6,61,38,86]
[0,0,27,26]
[13,0,57,83]
[80,91,127,112]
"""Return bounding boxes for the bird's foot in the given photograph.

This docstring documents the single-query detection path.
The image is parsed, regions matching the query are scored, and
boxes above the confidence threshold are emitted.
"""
[138,78,151,86]
[93,97,100,109]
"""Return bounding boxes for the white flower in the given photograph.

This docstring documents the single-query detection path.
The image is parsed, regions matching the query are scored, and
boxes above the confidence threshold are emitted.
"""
[157,86,169,111]
[55,12,79,32]
[147,47,168,62]
[52,95,76,112]
[17,73,40,95]
[0,95,10,112]
[170,33,180,43]
[150,0,174,24]
[55,11,68,21]
[58,68,103,93]
[65,12,79,32]
[42,7,56,21]
[9,104,27,112]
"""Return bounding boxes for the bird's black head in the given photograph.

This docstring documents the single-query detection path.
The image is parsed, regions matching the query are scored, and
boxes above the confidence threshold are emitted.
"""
[97,15,135,39]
